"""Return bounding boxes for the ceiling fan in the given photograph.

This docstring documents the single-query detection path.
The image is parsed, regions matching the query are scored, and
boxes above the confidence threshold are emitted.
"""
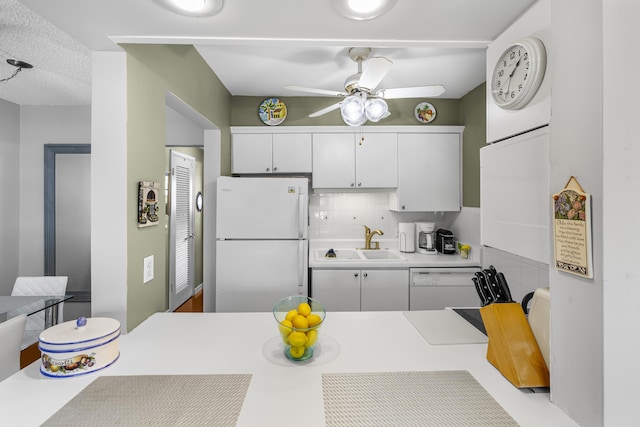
[285,47,445,126]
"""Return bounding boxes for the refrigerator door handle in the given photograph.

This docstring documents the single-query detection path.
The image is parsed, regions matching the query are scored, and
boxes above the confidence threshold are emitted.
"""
[297,240,304,294]
[298,192,305,239]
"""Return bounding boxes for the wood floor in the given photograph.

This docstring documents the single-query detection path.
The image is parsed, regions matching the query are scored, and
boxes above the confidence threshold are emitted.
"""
[19,289,204,369]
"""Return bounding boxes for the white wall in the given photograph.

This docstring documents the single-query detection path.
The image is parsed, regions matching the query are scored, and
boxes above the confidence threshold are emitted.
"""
[602,2,640,424]
[90,51,128,327]
[18,105,91,276]
[551,1,603,425]
[166,105,204,147]
[0,99,21,295]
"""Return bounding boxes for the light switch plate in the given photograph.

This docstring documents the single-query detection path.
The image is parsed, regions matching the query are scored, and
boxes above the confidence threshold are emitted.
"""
[143,255,154,283]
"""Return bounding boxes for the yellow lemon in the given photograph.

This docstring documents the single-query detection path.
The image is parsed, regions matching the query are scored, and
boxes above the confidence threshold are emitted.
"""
[305,329,318,348]
[279,319,293,337]
[288,331,307,347]
[289,345,305,359]
[285,309,298,322]
[297,302,312,317]
[292,315,309,330]
[306,313,322,328]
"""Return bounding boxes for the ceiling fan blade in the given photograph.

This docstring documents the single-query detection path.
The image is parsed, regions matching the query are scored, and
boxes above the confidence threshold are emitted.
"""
[357,56,393,91]
[285,85,346,97]
[309,102,342,118]
[377,85,446,99]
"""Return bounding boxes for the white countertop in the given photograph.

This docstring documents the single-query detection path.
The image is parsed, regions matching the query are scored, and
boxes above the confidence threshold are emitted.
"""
[309,239,481,268]
[0,311,577,426]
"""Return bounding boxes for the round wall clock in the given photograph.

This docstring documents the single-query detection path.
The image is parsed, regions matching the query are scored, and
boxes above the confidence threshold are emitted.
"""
[491,37,547,110]
[258,97,287,126]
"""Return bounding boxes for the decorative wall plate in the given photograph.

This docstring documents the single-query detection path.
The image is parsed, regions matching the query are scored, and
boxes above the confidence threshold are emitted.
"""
[259,97,287,126]
[414,102,436,123]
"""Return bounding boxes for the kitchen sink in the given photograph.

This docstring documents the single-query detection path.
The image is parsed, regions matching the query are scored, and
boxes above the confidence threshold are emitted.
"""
[360,250,406,260]
[314,249,361,260]
[314,248,406,262]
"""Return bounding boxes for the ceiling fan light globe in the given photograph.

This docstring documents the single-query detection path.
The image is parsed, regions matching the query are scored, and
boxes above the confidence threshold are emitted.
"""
[340,95,367,126]
[365,98,388,122]
[341,110,367,127]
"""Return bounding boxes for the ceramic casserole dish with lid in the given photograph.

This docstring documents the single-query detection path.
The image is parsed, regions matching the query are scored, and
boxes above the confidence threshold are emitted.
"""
[39,316,120,378]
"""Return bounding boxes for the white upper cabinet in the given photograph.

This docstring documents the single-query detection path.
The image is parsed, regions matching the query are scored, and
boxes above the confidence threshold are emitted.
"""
[355,133,398,189]
[232,133,312,174]
[312,132,397,189]
[389,133,461,212]
[312,133,356,188]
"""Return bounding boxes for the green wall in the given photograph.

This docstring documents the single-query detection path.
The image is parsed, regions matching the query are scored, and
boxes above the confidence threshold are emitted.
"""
[459,83,487,207]
[231,96,461,126]
[232,90,486,207]
[122,44,231,330]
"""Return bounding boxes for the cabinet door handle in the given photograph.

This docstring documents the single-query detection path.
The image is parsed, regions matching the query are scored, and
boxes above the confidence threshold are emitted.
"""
[363,272,368,278]
[357,182,362,187]
[273,167,278,171]
[401,205,406,210]
[266,167,270,172]
[354,273,359,278]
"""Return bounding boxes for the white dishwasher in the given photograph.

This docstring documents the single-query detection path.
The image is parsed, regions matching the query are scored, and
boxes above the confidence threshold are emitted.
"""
[409,267,481,310]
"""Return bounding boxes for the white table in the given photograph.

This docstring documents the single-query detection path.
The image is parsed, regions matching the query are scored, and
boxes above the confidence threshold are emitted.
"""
[0,311,578,426]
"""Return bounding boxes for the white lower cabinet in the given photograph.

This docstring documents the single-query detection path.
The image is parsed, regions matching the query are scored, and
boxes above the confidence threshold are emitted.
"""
[311,268,409,312]
[361,269,409,311]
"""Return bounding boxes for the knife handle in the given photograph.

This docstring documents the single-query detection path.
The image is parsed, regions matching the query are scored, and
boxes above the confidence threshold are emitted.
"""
[496,272,513,303]
[483,269,504,302]
[475,272,494,304]
[472,276,489,306]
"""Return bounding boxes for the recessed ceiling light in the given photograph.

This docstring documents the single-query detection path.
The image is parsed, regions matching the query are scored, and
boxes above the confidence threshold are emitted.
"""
[153,0,223,17]
[333,0,397,20]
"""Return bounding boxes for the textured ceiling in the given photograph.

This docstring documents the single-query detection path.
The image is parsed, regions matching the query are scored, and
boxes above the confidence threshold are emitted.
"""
[2,0,537,106]
[0,0,91,105]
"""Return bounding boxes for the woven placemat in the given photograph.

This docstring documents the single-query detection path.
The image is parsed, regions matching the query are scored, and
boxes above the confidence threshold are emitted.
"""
[42,374,252,427]
[322,370,518,426]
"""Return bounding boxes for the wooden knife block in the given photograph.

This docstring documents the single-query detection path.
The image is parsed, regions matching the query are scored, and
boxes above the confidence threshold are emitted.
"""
[479,302,550,388]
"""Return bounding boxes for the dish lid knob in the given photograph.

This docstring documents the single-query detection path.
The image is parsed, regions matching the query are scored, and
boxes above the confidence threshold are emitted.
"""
[75,316,87,328]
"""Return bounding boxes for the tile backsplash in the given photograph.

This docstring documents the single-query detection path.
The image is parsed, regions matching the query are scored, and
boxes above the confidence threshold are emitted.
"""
[308,192,455,242]
[482,246,549,305]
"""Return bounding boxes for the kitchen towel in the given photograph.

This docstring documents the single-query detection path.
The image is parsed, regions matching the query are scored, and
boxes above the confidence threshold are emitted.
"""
[42,374,252,426]
[322,370,517,426]
[403,310,489,345]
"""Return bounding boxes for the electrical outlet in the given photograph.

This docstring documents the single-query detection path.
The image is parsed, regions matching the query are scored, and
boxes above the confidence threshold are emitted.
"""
[143,255,154,283]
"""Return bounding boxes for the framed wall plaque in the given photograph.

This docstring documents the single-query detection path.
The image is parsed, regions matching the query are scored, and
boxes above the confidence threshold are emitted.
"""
[138,181,160,228]
[552,176,593,278]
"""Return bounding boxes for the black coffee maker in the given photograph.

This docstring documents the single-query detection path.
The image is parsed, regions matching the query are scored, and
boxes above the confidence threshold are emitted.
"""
[435,229,456,254]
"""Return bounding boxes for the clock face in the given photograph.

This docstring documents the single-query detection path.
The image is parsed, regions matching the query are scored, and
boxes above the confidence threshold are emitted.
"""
[491,37,547,110]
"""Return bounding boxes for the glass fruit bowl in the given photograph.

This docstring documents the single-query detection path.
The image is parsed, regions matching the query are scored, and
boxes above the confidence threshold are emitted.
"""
[273,296,326,361]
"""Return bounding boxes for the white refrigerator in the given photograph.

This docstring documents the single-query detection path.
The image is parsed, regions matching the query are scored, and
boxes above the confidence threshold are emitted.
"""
[215,176,309,312]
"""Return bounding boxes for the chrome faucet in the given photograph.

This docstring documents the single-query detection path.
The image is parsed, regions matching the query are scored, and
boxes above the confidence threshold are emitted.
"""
[363,225,384,250]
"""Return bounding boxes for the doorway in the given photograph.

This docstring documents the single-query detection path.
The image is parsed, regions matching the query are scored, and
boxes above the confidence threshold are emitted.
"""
[44,144,91,320]
[168,150,196,311]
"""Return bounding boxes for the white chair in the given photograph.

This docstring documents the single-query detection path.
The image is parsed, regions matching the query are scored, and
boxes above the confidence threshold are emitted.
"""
[0,314,27,382]
[11,276,68,350]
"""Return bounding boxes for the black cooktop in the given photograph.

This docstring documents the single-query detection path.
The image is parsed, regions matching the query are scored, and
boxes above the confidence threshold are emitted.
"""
[452,308,487,336]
